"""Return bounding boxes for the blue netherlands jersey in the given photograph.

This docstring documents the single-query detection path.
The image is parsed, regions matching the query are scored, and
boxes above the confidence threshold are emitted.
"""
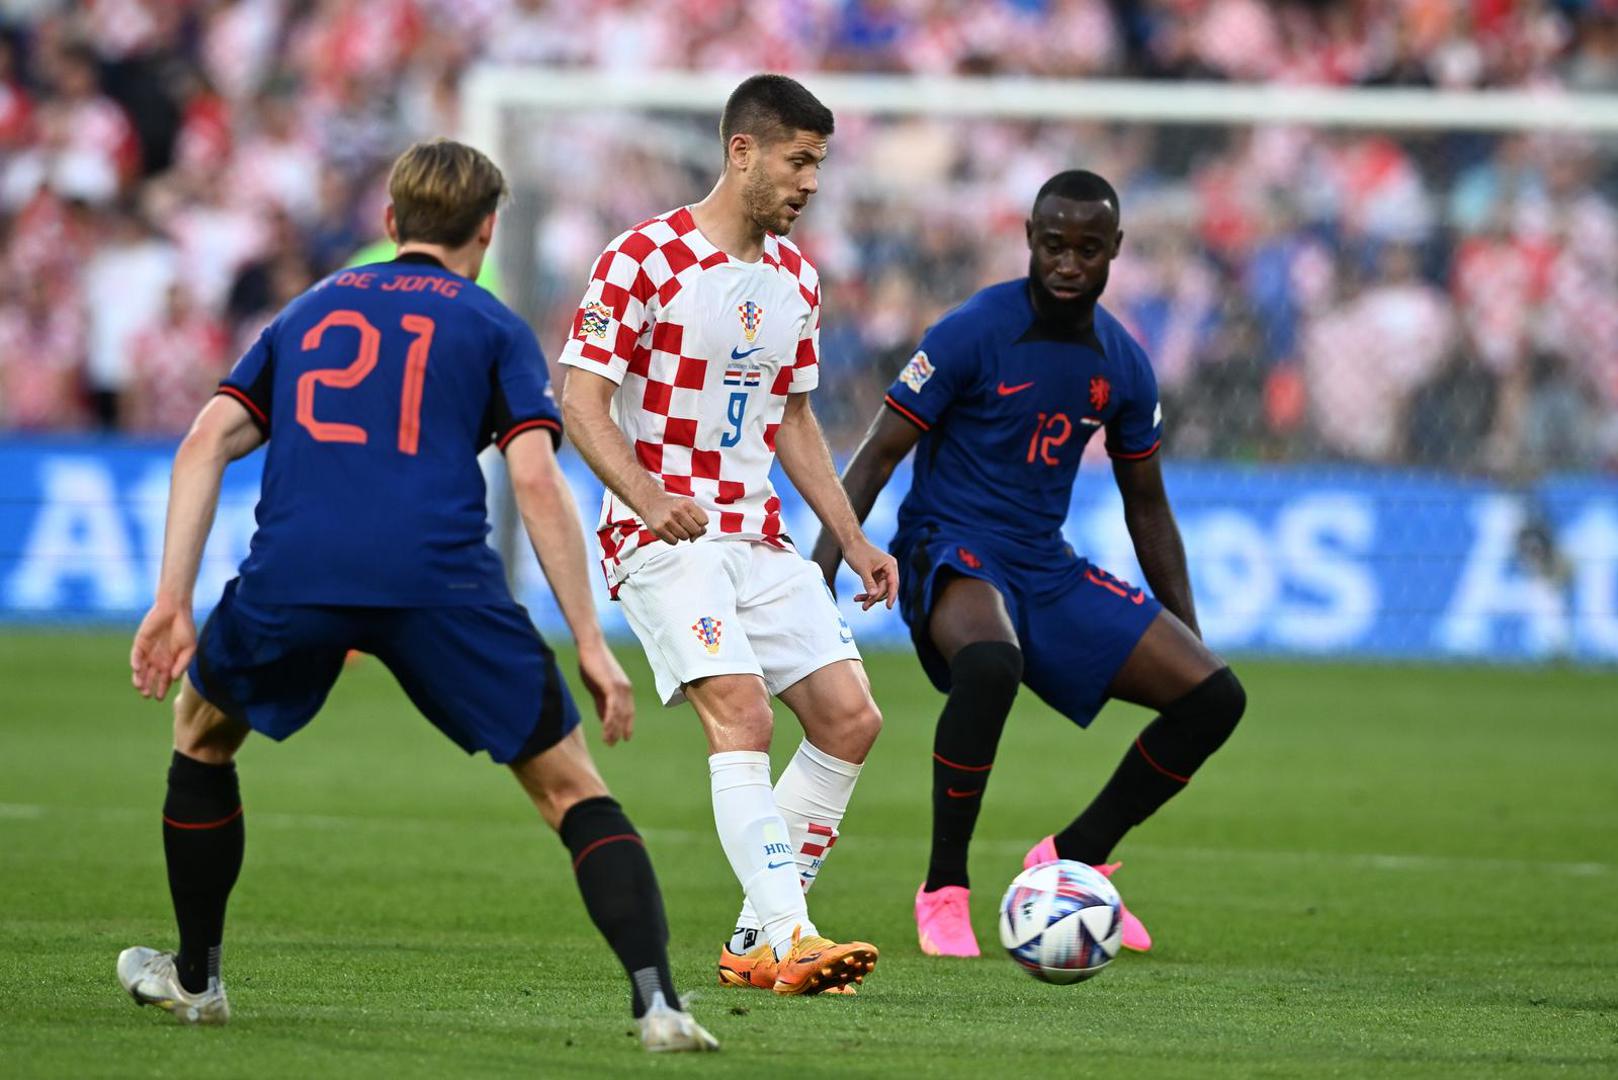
[218,253,561,606]
[884,279,1163,551]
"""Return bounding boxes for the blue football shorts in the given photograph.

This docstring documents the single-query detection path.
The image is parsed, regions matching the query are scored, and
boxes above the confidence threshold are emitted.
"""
[893,527,1162,727]
[188,578,580,763]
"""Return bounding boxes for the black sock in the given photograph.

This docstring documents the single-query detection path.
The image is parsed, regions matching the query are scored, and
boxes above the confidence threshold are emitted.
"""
[559,796,678,1019]
[163,751,245,995]
[1055,667,1246,864]
[924,642,1023,892]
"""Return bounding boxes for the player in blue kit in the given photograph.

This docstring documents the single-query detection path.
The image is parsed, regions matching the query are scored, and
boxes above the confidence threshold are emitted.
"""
[117,139,716,1052]
[813,171,1246,958]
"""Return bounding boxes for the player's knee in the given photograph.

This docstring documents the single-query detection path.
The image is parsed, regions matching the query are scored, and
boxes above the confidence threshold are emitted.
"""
[1205,666,1246,739]
[844,698,883,753]
[171,680,246,765]
[948,640,1023,704]
[725,699,777,750]
[1174,666,1245,753]
[537,779,612,828]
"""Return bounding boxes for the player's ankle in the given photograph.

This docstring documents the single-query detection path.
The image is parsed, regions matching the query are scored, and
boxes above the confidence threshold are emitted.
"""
[727,925,764,954]
[767,919,816,959]
[923,867,969,892]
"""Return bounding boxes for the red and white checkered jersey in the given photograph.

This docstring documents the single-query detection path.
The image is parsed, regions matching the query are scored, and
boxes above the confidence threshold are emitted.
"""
[558,206,822,589]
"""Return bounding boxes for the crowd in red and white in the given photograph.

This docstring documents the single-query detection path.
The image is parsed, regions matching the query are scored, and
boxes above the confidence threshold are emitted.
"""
[0,0,1614,474]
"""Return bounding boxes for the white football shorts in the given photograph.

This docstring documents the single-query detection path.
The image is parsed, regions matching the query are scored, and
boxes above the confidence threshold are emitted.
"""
[616,539,861,706]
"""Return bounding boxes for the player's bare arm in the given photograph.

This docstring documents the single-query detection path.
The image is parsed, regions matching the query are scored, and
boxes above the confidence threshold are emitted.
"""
[809,406,919,592]
[775,392,898,610]
[560,367,710,544]
[1112,453,1200,638]
[131,395,264,702]
[505,428,635,745]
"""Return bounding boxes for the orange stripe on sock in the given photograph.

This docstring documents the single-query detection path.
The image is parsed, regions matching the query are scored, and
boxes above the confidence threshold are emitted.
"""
[932,752,993,773]
[571,832,643,872]
[162,805,243,830]
[1134,737,1190,784]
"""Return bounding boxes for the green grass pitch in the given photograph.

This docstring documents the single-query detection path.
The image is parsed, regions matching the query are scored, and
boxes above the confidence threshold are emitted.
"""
[1,632,1614,1078]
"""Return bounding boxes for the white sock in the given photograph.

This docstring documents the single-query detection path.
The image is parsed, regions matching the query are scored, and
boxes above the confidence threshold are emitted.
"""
[709,750,814,959]
[728,740,862,955]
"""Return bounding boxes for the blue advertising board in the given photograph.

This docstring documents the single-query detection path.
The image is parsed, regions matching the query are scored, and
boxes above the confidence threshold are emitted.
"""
[2,436,1616,663]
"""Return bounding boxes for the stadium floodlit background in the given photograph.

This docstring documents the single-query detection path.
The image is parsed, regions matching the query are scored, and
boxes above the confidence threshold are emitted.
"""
[1,4,1616,1077]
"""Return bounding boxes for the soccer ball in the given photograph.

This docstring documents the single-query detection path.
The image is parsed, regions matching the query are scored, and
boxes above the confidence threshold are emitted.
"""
[998,860,1123,984]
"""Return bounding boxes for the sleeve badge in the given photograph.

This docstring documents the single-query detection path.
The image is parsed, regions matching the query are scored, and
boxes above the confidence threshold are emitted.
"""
[899,350,934,392]
[579,301,613,341]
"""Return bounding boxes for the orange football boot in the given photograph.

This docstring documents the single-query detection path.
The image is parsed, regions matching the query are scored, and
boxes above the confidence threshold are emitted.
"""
[717,941,777,990]
[771,927,878,996]
[718,940,859,995]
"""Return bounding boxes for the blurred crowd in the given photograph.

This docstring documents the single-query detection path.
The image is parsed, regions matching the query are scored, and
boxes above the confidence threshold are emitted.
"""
[0,0,1616,476]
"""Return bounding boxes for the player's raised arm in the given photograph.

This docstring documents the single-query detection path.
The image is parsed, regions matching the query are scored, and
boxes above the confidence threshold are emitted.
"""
[560,368,709,545]
[775,392,898,610]
[808,405,920,592]
[505,428,636,745]
[131,395,265,701]
[1112,452,1199,639]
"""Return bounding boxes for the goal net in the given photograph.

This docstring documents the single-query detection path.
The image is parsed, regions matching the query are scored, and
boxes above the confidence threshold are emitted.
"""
[466,69,1618,663]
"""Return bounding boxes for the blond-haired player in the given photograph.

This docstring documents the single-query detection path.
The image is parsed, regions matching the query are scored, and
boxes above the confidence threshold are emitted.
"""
[117,139,716,1051]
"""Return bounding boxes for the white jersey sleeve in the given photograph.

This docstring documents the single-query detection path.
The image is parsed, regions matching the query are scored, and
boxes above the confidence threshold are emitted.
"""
[775,242,821,395]
[557,227,658,385]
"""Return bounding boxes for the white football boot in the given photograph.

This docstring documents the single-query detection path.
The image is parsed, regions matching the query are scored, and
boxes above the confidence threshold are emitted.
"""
[636,992,719,1052]
[116,946,231,1025]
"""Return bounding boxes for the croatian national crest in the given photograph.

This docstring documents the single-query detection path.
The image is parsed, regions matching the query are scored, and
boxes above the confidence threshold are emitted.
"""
[1089,375,1111,413]
[737,300,765,342]
[579,301,613,341]
[899,350,934,392]
[691,616,723,655]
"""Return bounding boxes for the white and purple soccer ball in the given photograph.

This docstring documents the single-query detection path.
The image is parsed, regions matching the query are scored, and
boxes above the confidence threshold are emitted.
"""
[998,859,1123,984]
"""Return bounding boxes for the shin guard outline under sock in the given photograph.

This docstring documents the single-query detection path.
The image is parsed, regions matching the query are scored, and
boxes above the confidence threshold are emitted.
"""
[162,751,244,995]
[559,795,678,1018]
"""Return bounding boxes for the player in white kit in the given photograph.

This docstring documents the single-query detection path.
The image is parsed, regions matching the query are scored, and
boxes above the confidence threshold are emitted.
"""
[561,74,896,996]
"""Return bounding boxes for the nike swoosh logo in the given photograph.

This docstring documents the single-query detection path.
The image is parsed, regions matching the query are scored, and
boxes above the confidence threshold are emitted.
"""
[1132,593,1145,605]
[997,381,1034,396]
[945,787,982,799]
[766,860,793,870]
[731,345,765,360]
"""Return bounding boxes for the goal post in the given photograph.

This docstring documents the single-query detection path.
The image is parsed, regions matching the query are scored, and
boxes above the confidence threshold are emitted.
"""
[462,67,1618,664]
[464,68,1618,136]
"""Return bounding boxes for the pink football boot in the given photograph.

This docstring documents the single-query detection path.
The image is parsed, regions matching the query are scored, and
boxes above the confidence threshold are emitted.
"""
[915,884,981,957]
[1023,836,1153,953]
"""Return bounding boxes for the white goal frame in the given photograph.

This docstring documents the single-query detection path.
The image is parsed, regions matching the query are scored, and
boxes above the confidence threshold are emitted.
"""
[463,68,1618,163]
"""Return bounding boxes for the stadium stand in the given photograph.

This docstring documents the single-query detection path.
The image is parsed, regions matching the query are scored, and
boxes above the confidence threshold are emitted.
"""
[1,1,1615,473]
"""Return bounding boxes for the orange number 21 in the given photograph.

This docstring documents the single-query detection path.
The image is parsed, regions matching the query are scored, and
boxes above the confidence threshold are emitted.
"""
[296,309,435,455]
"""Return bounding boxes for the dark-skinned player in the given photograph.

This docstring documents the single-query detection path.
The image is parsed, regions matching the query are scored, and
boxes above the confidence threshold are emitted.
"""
[811,170,1245,956]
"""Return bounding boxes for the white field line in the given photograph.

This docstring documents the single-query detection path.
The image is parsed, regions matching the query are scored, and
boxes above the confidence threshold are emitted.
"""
[2,801,1608,878]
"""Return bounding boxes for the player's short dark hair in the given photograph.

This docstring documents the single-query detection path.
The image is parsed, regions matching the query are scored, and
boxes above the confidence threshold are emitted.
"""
[1033,170,1120,218]
[388,138,506,248]
[720,74,834,150]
